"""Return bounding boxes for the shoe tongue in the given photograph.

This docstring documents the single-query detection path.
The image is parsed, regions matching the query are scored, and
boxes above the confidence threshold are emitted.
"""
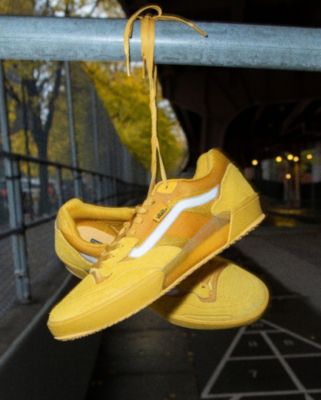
[154,180,177,194]
[193,149,214,179]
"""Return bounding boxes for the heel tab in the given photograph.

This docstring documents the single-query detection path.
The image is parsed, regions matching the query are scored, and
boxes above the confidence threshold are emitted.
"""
[194,148,230,180]
[210,148,230,165]
[62,198,83,212]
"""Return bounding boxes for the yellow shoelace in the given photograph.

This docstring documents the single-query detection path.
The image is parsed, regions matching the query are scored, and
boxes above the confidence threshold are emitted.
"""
[93,7,207,270]
[124,4,207,196]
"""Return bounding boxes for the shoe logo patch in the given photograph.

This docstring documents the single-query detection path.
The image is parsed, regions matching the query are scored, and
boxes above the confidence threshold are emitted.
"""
[165,269,222,302]
[153,207,169,222]
[129,184,219,259]
[195,272,219,303]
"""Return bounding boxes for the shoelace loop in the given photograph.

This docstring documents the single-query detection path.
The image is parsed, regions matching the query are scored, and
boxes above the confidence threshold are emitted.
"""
[97,196,156,263]
[124,5,207,196]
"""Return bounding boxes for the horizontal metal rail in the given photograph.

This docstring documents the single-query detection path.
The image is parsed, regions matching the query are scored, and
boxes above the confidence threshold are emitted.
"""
[0,16,321,71]
[0,190,141,242]
[0,151,129,184]
[0,151,146,240]
[0,215,56,241]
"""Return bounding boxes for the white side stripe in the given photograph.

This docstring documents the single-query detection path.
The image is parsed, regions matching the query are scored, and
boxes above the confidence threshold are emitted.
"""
[129,185,219,259]
[80,253,97,264]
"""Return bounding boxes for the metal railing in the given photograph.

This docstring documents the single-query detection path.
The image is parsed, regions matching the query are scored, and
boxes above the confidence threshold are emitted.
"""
[0,55,148,307]
[0,150,146,304]
[1,16,321,71]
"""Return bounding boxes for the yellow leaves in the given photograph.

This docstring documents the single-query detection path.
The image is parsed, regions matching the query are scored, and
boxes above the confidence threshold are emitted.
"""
[0,0,34,15]
[48,63,95,170]
[10,130,39,176]
[84,62,187,176]
[0,0,123,18]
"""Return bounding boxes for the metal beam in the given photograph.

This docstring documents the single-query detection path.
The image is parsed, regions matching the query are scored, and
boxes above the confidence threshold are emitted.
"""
[1,17,321,71]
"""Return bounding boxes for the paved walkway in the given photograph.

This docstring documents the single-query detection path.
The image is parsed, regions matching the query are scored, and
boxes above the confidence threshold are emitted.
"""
[86,221,321,400]
[0,220,70,357]
[0,221,57,318]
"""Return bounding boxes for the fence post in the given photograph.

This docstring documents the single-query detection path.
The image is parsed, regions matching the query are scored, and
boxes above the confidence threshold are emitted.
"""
[98,175,103,203]
[64,61,82,198]
[91,87,102,202]
[0,61,31,303]
[55,166,64,207]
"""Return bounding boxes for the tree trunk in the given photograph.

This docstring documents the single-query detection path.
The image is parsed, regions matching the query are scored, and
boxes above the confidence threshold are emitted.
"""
[27,63,63,215]
[37,136,50,215]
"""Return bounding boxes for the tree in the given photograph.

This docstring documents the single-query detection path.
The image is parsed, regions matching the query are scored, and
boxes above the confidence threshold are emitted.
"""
[85,62,187,176]
[5,60,63,214]
[1,0,120,213]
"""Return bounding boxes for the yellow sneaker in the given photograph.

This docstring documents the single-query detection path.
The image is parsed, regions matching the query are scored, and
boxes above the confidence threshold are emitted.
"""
[48,149,265,340]
[48,8,266,340]
[55,198,269,330]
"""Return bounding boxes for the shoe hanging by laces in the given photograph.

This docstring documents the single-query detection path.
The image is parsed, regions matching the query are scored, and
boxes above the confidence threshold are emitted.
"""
[123,4,207,196]
[96,6,207,264]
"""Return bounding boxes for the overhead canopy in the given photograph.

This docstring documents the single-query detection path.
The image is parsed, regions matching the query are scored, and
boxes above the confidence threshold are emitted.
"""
[119,0,321,166]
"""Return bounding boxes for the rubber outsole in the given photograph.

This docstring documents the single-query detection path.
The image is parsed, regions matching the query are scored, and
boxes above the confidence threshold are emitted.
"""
[164,281,270,330]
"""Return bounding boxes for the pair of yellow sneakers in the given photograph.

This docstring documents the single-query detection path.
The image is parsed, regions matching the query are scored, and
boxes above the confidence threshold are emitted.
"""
[49,149,269,340]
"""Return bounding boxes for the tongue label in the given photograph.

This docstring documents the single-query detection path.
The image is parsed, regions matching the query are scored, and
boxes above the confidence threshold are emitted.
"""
[153,207,169,222]
[90,238,102,244]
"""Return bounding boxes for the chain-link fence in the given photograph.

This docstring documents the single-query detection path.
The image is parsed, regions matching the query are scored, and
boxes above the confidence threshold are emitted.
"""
[0,60,148,318]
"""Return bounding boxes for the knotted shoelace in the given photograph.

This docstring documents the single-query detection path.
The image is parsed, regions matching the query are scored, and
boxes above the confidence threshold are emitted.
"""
[93,6,207,268]
[124,4,207,196]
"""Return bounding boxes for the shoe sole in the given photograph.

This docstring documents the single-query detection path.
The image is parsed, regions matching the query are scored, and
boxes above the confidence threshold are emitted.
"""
[163,278,270,330]
[53,195,265,340]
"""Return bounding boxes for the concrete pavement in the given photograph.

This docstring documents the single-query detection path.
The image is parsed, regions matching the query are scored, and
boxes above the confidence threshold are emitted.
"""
[86,221,321,400]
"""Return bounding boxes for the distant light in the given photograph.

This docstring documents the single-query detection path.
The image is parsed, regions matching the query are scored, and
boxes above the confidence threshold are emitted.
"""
[287,154,294,161]
[293,156,299,162]
[275,156,283,163]
[285,173,292,180]
[306,153,313,160]
[251,159,258,166]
